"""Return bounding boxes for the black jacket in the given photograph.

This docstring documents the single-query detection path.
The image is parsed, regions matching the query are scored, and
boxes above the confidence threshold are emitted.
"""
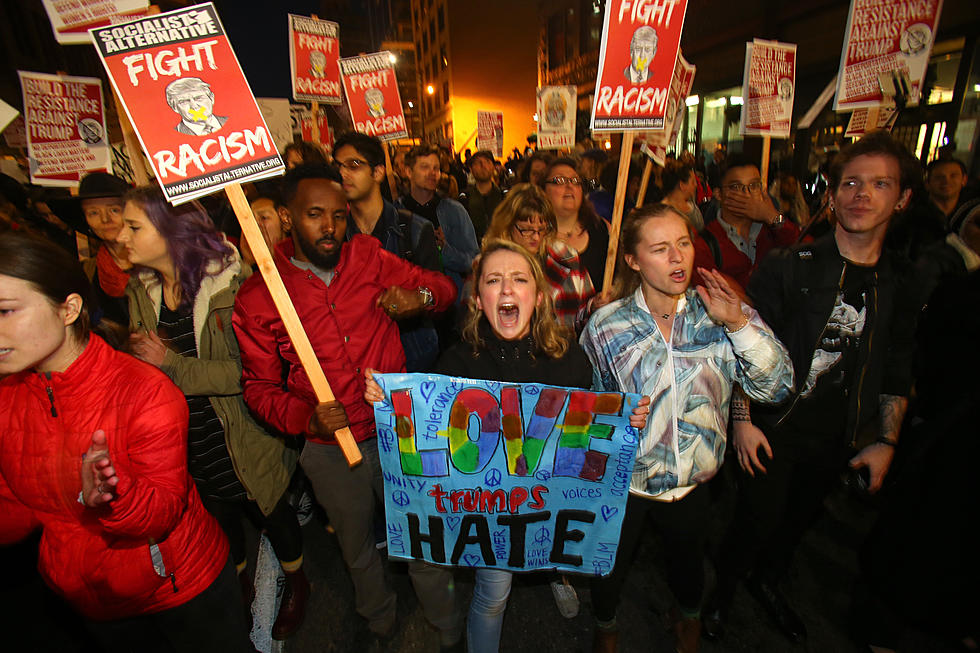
[436,320,593,389]
[747,233,914,448]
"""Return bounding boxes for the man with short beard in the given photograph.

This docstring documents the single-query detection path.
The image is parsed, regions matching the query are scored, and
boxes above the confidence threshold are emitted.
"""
[233,164,462,649]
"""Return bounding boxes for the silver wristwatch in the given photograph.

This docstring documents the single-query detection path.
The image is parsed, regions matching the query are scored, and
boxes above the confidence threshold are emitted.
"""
[418,286,434,308]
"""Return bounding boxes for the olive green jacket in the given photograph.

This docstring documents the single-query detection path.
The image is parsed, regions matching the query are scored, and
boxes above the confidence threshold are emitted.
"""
[126,255,296,515]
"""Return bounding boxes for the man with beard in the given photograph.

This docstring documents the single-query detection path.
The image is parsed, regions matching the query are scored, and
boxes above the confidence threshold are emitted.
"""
[233,164,462,649]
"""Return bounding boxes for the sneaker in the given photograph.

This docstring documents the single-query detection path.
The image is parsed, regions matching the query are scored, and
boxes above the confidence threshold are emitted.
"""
[294,490,315,527]
[550,577,580,619]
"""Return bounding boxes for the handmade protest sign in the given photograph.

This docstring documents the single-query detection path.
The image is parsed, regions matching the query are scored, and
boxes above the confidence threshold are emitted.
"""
[476,111,504,157]
[288,14,341,105]
[3,116,27,149]
[537,87,577,150]
[591,0,690,131]
[373,373,641,575]
[90,3,284,203]
[740,39,796,139]
[18,71,111,187]
[42,0,149,45]
[834,0,944,111]
[339,52,408,141]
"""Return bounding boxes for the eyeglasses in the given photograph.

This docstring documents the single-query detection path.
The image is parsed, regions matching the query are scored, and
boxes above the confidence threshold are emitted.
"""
[337,158,369,171]
[513,224,553,238]
[723,181,763,193]
[545,176,582,187]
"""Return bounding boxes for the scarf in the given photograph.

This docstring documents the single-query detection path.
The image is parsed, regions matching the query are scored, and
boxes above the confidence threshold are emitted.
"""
[96,245,130,297]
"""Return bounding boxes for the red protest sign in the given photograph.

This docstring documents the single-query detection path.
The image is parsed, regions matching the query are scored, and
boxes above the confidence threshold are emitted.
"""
[591,0,690,132]
[339,52,408,141]
[834,0,943,111]
[90,3,284,204]
[740,39,796,138]
[18,71,111,187]
[42,0,149,45]
[288,15,342,104]
[300,109,334,148]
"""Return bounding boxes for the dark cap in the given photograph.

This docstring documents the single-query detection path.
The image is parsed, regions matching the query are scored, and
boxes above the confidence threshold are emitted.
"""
[468,150,495,166]
[49,172,132,235]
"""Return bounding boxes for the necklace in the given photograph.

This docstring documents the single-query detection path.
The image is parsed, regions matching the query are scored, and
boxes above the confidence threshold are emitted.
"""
[657,312,672,320]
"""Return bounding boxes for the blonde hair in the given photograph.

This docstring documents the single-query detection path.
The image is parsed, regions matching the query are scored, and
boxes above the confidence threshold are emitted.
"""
[483,183,557,252]
[462,239,570,359]
[610,203,693,300]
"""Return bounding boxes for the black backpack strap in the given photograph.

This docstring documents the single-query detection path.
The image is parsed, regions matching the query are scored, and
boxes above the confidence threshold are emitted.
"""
[699,227,723,269]
[396,209,414,261]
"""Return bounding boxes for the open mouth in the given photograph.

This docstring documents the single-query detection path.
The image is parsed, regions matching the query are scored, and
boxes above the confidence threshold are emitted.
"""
[670,269,687,283]
[497,302,520,327]
[0,348,12,358]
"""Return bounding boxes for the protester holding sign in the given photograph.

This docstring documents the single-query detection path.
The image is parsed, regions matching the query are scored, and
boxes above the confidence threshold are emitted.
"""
[483,183,595,330]
[0,233,251,652]
[365,239,651,653]
[118,188,307,640]
[580,204,794,653]
[232,164,462,648]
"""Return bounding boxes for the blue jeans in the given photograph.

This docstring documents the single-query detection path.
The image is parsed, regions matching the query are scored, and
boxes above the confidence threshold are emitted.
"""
[466,568,513,653]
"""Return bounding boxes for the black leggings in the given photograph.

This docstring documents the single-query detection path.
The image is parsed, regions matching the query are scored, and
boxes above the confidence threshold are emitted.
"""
[201,493,303,566]
[84,555,252,653]
[591,485,710,621]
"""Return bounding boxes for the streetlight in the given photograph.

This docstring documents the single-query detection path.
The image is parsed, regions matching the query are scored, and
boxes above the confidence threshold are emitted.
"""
[426,84,435,95]
[388,53,397,64]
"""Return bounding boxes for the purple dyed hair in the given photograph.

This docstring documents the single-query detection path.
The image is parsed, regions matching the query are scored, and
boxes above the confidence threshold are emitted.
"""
[122,186,233,311]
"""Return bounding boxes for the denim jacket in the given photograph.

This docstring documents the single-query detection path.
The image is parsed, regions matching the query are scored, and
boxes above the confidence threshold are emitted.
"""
[580,287,794,500]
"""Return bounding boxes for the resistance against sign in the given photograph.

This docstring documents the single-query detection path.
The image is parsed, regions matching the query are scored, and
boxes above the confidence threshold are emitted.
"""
[373,373,641,576]
[18,71,110,187]
[91,2,284,203]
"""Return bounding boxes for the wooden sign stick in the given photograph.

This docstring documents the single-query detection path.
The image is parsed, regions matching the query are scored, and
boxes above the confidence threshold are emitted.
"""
[760,135,771,188]
[111,87,149,186]
[635,158,653,209]
[865,106,880,133]
[310,100,320,145]
[383,144,398,200]
[602,131,635,292]
[225,183,362,467]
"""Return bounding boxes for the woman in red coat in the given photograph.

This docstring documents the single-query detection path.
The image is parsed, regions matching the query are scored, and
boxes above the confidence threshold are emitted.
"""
[0,232,251,652]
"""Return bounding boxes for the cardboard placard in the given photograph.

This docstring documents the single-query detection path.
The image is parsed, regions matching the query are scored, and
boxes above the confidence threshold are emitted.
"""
[636,51,695,165]
[590,0,690,132]
[374,373,641,575]
[299,110,333,148]
[3,115,27,149]
[0,99,19,134]
[740,39,796,138]
[288,14,342,105]
[339,52,408,141]
[536,87,577,150]
[90,3,284,203]
[18,71,111,187]
[42,0,149,45]
[256,97,294,155]
[844,102,898,137]
[476,111,504,157]
[833,0,944,111]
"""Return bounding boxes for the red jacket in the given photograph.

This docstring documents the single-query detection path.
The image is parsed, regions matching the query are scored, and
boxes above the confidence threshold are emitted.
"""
[232,234,456,444]
[704,218,801,289]
[0,335,228,620]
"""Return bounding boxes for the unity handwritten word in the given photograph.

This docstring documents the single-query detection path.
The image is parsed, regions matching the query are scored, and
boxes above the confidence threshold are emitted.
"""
[390,385,625,481]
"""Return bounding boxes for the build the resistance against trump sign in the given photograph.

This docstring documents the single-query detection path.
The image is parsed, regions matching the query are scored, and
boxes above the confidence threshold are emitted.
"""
[373,373,641,576]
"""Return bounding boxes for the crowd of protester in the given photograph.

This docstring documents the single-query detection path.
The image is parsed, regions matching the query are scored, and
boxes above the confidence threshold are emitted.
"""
[1,128,978,653]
